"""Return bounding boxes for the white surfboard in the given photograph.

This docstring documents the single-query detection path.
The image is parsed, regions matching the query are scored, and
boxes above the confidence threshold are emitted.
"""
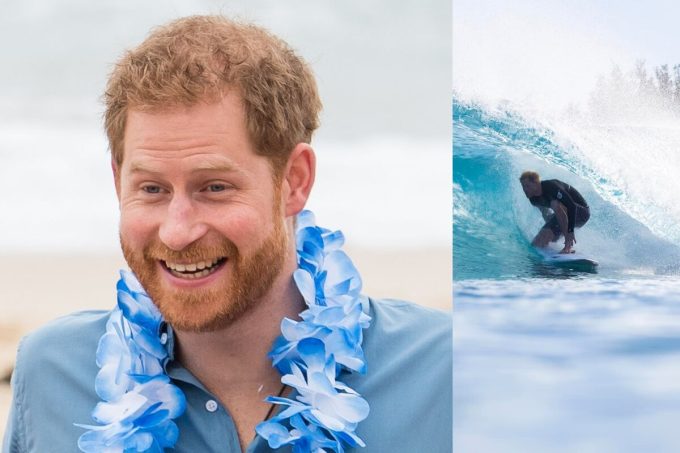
[535,247,599,269]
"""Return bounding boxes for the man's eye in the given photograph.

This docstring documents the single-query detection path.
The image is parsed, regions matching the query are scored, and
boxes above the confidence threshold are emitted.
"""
[143,185,162,194]
[207,184,226,192]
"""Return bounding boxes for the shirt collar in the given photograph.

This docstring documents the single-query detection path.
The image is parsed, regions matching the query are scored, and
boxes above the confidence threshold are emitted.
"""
[159,321,176,365]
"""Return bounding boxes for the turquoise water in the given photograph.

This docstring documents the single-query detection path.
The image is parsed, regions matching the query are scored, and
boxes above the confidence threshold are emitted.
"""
[454,100,680,452]
[453,101,680,280]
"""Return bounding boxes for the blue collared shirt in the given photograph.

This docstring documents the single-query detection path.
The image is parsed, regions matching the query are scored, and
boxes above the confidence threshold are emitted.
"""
[3,298,451,452]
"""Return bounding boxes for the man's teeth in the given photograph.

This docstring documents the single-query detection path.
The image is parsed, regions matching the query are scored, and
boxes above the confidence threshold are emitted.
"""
[165,258,223,279]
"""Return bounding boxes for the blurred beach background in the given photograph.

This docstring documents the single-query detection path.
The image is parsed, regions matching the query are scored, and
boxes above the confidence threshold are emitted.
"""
[0,0,452,435]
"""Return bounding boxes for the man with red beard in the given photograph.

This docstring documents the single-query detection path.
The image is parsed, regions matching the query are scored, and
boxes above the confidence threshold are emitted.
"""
[3,16,452,453]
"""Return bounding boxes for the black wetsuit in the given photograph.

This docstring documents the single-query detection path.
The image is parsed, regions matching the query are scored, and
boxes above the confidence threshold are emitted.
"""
[529,179,590,238]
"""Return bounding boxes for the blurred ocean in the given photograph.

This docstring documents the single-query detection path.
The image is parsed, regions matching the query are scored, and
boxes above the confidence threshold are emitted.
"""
[0,0,451,253]
[455,277,680,453]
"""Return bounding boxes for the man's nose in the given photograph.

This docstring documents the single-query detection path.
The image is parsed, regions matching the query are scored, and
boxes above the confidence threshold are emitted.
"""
[158,194,209,251]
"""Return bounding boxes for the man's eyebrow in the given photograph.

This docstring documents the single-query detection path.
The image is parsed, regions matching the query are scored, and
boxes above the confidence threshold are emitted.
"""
[128,162,161,174]
[128,161,240,174]
[189,161,240,173]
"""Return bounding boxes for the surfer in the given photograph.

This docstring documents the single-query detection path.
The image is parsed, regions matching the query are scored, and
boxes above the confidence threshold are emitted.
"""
[519,171,590,254]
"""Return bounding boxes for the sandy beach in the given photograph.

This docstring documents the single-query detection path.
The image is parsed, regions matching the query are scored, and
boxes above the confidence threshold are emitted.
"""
[0,247,451,438]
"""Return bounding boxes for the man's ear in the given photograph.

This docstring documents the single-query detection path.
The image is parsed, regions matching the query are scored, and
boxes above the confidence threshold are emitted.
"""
[112,159,121,201]
[281,143,316,217]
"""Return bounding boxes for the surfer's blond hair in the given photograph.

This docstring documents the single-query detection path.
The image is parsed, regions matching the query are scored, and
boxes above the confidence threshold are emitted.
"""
[519,171,540,183]
[104,15,322,174]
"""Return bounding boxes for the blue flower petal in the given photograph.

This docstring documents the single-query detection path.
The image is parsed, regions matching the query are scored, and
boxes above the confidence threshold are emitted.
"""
[95,363,129,402]
[296,338,326,370]
[131,330,167,361]
[307,371,336,396]
[294,269,317,306]
[256,420,300,448]
[77,428,118,453]
[321,229,345,250]
[332,393,370,423]
[92,392,147,424]
[273,402,310,421]
[309,408,345,431]
[296,210,316,229]
[334,429,366,448]
[135,403,167,427]
[313,306,347,326]
[124,431,154,451]
[119,269,146,294]
[149,420,180,448]
[322,251,360,289]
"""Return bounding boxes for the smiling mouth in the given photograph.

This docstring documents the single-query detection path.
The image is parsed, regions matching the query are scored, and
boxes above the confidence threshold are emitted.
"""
[161,257,227,279]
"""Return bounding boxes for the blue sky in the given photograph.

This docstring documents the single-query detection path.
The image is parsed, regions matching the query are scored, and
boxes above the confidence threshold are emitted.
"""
[454,0,678,66]
[574,0,679,67]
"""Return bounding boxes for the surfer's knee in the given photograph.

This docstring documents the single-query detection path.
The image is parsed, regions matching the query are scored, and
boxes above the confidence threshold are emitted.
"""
[535,240,549,248]
[532,229,553,247]
[544,229,559,244]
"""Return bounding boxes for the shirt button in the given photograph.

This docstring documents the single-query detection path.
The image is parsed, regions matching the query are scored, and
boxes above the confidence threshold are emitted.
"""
[205,400,219,413]
[159,333,168,345]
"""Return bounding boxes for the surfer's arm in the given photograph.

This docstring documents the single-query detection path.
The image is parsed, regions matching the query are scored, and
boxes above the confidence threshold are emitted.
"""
[550,201,568,233]
[551,200,575,252]
[557,192,578,232]
[539,207,552,222]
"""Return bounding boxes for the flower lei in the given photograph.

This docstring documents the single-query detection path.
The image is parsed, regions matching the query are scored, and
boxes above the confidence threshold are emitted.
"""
[76,210,371,452]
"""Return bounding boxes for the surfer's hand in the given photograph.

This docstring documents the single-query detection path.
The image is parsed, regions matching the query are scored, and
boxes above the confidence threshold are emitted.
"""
[562,232,576,253]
